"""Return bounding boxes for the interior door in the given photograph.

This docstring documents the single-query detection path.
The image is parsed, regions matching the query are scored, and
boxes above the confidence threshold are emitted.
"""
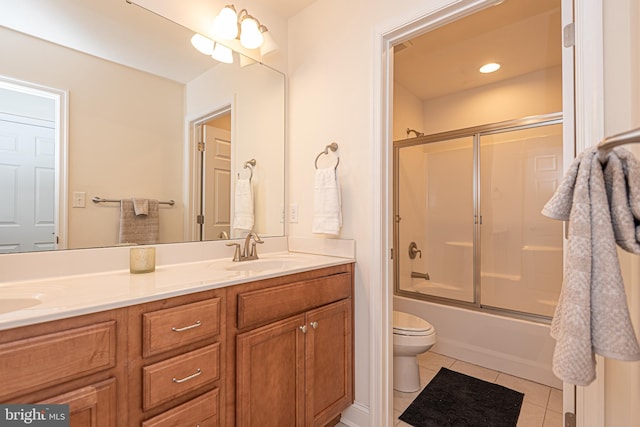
[202,124,231,240]
[0,112,56,253]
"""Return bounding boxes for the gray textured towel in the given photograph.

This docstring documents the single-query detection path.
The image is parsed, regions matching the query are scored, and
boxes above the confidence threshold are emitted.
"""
[119,199,159,245]
[542,146,640,385]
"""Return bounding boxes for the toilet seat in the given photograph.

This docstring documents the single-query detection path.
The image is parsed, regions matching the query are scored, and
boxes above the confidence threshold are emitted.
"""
[393,311,434,336]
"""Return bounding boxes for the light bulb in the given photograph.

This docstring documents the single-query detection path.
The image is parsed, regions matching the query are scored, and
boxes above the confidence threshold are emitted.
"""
[213,5,238,40]
[240,17,263,49]
[212,43,234,64]
[479,63,501,73]
[190,34,214,55]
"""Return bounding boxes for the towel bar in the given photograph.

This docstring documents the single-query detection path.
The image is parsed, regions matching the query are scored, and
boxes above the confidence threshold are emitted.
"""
[92,196,175,206]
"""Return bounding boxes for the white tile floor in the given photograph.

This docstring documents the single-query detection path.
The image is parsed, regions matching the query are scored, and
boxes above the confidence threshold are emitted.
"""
[338,351,562,427]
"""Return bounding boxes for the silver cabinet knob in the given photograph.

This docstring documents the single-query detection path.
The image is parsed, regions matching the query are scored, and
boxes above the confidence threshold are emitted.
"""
[310,321,318,329]
[299,325,307,333]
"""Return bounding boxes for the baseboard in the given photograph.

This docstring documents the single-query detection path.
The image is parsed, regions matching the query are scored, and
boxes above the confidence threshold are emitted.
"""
[339,401,370,427]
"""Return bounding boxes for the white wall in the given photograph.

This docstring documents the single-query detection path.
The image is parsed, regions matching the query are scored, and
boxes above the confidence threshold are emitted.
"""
[185,61,286,238]
[0,27,185,249]
[393,82,425,141]
[423,66,562,134]
[287,0,463,419]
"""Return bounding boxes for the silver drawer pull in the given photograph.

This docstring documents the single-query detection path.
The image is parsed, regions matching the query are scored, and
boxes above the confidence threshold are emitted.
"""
[310,321,319,329]
[172,368,202,384]
[299,325,307,333]
[171,320,202,332]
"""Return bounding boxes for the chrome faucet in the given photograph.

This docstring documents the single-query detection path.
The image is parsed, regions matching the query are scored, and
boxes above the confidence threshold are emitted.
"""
[226,231,264,262]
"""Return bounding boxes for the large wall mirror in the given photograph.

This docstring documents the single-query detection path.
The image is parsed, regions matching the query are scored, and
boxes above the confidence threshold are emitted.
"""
[0,0,285,253]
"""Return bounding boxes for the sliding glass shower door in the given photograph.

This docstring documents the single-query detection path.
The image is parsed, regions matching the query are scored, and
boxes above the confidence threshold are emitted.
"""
[394,115,563,319]
[479,124,563,317]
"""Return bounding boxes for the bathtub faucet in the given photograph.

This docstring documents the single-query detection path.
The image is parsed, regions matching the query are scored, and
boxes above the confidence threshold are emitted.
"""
[408,242,422,259]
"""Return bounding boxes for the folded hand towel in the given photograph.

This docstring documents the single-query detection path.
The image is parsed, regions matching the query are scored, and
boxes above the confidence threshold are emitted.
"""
[132,197,149,216]
[119,199,159,245]
[233,178,254,231]
[312,167,342,235]
[541,146,640,385]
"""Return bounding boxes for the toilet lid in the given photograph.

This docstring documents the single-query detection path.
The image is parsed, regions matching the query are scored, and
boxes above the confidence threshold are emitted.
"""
[393,311,434,336]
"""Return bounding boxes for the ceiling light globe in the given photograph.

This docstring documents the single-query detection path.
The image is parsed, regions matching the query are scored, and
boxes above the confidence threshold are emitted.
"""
[479,62,501,73]
[212,43,234,64]
[240,17,263,49]
[213,6,238,40]
[190,34,214,55]
[259,29,279,56]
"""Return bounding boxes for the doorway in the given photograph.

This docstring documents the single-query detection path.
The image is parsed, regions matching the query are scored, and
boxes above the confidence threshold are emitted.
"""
[373,0,585,424]
[191,108,232,241]
[0,77,66,253]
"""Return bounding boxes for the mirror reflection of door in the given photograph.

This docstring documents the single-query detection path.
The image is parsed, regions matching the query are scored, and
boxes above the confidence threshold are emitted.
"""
[199,112,231,241]
[0,84,57,253]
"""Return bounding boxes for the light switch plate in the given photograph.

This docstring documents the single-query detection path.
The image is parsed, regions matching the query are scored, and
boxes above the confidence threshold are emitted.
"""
[288,203,298,223]
[72,191,86,208]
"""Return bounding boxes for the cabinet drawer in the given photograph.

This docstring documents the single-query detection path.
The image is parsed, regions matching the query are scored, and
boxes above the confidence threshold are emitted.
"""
[142,388,219,427]
[237,273,351,329]
[143,343,220,410]
[0,321,116,399]
[143,298,221,357]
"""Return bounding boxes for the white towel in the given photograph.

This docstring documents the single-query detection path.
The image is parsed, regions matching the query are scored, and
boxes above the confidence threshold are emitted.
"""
[233,178,254,231]
[312,167,342,235]
[119,199,159,245]
[132,197,149,216]
[541,146,640,385]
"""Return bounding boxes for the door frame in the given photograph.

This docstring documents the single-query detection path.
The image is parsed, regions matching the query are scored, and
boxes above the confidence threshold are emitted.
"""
[373,0,604,426]
[186,103,234,241]
[0,75,68,250]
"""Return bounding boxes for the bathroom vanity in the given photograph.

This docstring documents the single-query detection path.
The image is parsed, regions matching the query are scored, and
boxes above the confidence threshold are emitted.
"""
[0,252,354,427]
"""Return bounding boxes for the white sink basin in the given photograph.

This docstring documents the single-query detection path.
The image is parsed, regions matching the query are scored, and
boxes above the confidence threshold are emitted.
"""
[0,298,42,314]
[226,259,299,272]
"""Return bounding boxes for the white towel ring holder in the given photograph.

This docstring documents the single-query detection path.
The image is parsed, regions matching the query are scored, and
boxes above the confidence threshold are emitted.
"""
[315,142,340,170]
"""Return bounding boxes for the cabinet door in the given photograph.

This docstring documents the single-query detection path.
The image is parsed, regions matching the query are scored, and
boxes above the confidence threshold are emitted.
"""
[306,300,353,427]
[40,378,116,427]
[236,314,306,427]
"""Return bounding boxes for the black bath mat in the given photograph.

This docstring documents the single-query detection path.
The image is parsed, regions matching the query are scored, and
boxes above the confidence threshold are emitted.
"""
[399,367,524,427]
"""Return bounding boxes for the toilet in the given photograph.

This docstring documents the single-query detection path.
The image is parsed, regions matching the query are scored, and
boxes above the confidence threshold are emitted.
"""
[393,310,437,392]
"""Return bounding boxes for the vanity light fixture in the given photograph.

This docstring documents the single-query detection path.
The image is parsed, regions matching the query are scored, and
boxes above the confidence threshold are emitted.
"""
[212,4,279,54]
[479,62,501,73]
[191,34,233,64]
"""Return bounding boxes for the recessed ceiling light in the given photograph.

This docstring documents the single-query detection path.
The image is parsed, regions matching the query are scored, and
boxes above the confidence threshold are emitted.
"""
[479,62,501,73]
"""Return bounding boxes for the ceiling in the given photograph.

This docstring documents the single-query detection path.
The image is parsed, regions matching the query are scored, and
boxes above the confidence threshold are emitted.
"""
[252,0,317,18]
[393,0,562,101]
[2,0,559,93]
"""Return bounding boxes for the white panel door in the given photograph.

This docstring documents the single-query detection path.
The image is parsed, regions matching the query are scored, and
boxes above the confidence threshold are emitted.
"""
[0,113,55,253]
[202,124,231,240]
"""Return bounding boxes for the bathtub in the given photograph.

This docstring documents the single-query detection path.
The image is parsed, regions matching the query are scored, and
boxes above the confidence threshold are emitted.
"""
[394,295,562,388]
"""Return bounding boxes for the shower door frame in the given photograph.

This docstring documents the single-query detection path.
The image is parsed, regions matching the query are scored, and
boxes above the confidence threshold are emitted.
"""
[393,112,563,323]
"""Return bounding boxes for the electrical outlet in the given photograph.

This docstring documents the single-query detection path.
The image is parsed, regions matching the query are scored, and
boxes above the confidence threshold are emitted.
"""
[72,191,86,208]
[288,203,299,223]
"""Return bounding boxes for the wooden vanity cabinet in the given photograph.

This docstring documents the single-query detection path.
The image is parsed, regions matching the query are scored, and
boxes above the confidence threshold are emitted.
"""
[128,289,226,427]
[227,263,354,427]
[0,308,128,427]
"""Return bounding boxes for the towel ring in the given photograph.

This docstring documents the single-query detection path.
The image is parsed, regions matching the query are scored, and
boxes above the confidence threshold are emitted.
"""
[240,158,256,181]
[315,142,340,170]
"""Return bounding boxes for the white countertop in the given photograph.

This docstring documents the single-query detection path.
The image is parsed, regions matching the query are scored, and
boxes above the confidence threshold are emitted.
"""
[0,251,354,331]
